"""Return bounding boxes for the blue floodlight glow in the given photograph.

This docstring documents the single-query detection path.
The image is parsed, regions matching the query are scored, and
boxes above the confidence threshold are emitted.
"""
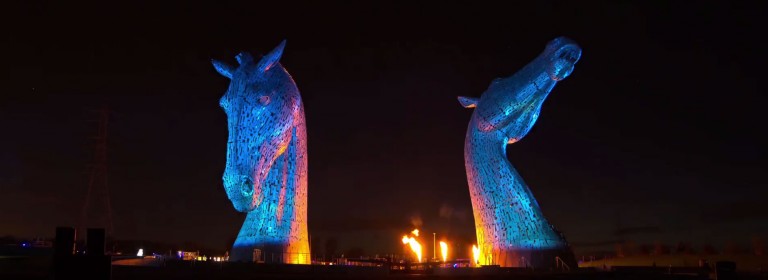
[213,40,309,264]
[459,37,581,268]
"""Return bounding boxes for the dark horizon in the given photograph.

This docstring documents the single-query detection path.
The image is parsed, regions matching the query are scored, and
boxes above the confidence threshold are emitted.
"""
[3,1,767,258]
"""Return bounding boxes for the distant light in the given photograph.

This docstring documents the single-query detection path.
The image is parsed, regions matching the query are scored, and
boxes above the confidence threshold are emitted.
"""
[137,249,144,257]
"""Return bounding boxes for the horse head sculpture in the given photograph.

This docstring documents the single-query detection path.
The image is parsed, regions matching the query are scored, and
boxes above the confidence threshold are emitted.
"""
[458,37,581,268]
[212,40,309,263]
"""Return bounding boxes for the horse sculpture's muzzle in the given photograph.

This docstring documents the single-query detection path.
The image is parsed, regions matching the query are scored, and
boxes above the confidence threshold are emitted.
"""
[223,173,260,212]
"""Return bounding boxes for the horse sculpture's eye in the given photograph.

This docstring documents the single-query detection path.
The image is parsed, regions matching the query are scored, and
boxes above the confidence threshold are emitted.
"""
[258,95,271,105]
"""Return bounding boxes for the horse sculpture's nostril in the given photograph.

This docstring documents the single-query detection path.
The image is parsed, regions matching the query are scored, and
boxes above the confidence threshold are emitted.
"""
[240,176,254,197]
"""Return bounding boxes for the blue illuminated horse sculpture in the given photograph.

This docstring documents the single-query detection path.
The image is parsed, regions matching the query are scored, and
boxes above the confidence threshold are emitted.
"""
[459,37,581,268]
[212,40,309,264]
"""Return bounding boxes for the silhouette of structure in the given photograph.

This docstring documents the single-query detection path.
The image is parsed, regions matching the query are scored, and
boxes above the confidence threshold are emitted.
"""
[213,40,310,264]
[79,105,114,239]
[458,37,581,268]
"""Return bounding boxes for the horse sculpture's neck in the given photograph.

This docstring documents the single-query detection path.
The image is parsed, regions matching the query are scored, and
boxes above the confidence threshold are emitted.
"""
[234,104,309,264]
[464,121,566,267]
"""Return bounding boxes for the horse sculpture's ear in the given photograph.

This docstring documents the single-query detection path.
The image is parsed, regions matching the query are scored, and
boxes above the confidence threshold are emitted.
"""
[256,40,286,72]
[212,59,235,79]
[458,96,479,108]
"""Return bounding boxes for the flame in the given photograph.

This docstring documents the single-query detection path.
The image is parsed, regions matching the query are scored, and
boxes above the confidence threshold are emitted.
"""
[401,229,422,262]
[472,244,480,266]
[439,241,447,262]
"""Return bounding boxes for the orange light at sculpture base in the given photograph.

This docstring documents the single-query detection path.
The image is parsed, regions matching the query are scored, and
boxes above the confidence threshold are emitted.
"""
[472,244,480,266]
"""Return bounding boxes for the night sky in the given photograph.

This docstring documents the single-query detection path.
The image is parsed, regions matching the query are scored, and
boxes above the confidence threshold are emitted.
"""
[4,1,767,257]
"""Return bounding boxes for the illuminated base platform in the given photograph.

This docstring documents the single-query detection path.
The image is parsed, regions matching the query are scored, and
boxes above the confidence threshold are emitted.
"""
[4,256,745,280]
[108,261,720,280]
[480,246,578,269]
[229,243,310,264]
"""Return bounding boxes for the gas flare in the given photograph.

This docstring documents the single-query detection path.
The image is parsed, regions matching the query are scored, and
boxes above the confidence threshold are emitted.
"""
[439,241,448,262]
[401,229,422,262]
